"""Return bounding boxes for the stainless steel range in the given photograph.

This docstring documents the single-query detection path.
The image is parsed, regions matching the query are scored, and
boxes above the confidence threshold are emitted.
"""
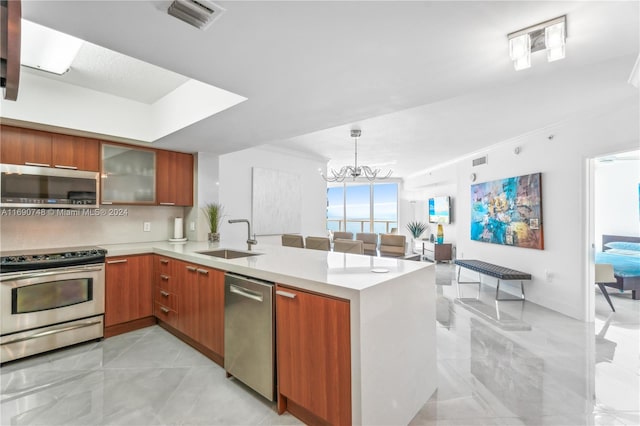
[0,247,106,363]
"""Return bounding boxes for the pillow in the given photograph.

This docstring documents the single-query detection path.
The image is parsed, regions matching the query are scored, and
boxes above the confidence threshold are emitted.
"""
[605,241,640,251]
[606,248,640,257]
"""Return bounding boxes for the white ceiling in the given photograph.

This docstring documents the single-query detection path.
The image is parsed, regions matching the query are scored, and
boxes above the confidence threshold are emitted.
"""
[19,1,640,178]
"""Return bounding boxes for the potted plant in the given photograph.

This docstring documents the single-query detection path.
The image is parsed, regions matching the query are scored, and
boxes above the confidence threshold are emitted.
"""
[407,221,429,240]
[203,202,224,243]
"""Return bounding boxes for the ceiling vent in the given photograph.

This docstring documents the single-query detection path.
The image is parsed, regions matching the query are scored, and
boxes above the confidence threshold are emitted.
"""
[168,0,225,30]
[472,155,488,167]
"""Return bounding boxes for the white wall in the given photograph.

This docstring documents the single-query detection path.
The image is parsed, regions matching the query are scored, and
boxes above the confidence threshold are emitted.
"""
[184,152,221,242]
[404,98,639,321]
[0,206,184,251]
[404,177,458,248]
[594,158,640,248]
[218,146,327,247]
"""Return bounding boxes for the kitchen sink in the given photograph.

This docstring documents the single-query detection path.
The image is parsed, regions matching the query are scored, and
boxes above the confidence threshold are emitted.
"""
[196,249,261,259]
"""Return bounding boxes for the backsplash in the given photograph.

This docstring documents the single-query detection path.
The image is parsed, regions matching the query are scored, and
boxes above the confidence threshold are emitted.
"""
[0,206,186,251]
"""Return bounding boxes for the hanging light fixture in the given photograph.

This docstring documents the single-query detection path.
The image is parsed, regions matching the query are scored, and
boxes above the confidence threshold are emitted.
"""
[321,129,393,182]
[508,15,566,71]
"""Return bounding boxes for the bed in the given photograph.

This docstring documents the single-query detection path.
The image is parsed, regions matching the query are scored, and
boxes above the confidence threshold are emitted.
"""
[595,234,640,300]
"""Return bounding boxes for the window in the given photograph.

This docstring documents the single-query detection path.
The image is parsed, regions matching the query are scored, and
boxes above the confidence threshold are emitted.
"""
[327,182,398,234]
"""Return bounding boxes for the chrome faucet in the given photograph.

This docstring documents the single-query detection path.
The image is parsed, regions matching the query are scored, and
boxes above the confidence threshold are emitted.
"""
[228,219,258,251]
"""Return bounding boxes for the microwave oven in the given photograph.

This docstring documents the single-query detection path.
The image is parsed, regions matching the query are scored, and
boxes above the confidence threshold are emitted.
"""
[0,164,99,208]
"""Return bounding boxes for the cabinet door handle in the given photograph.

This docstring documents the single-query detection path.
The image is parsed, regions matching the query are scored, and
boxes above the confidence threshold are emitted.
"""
[24,162,50,167]
[186,266,197,272]
[107,259,128,264]
[101,201,113,205]
[159,202,175,206]
[160,290,170,297]
[160,306,170,313]
[197,269,208,275]
[54,164,78,170]
[160,274,169,280]
[276,290,296,299]
[160,259,169,264]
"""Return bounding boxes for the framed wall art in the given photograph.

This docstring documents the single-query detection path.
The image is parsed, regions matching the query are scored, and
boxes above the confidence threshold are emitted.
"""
[470,172,543,250]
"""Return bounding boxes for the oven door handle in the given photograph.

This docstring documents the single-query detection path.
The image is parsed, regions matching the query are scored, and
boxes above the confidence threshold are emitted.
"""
[0,267,104,283]
[0,319,103,345]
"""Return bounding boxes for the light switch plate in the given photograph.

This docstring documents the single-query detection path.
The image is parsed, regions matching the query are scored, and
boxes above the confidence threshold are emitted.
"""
[143,222,151,232]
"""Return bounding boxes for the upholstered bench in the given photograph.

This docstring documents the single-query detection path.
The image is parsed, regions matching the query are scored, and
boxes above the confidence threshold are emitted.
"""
[454,259,531,301]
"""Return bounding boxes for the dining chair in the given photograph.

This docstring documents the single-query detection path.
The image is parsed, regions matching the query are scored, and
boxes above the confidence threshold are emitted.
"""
[305,236,331,251]
[595,263,617,312]
[282,234,304,248]
[356,233,378,255]
[333,239,364,254]
[379,234,406,257]
[333,231,353,241]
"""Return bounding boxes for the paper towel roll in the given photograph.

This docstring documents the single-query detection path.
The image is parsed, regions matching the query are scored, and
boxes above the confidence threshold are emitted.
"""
[174,217,184,239]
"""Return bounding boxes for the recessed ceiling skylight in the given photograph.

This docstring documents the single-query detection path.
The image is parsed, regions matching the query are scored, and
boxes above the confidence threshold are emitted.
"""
[5,20,247,143]
[21,20,83,75]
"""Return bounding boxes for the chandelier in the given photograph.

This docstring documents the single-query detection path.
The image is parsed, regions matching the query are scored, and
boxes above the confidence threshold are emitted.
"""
[321,129,393,182]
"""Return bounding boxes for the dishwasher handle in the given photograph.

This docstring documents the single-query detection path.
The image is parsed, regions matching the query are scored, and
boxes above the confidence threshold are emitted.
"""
[229,284,264,302]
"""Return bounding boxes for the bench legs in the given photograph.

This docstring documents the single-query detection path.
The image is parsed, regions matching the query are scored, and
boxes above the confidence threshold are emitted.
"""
[456,266,481,300]
[456,266,526,301]
[495,279,526,301]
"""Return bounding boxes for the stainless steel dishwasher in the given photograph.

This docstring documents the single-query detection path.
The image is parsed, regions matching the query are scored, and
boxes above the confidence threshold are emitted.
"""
[224,272,275,400]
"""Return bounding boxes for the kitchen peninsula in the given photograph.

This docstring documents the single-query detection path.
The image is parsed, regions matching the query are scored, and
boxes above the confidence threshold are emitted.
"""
[100,240,437,426]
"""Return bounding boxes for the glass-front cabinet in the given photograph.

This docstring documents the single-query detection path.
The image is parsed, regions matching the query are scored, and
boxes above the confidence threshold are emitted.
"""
[101,144,156,204]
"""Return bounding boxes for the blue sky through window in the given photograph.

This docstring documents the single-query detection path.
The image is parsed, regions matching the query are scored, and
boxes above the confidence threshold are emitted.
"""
[327,183,397,233]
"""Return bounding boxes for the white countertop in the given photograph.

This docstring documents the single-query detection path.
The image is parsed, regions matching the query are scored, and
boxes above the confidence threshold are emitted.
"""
[99,240,432,298]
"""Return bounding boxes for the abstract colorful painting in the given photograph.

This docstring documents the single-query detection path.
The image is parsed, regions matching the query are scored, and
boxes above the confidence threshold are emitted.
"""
[470,173,543,250]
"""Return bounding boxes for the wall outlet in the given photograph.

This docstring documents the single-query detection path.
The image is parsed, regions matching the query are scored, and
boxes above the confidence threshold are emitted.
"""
[190,221,195,231]
[143,222,151,232]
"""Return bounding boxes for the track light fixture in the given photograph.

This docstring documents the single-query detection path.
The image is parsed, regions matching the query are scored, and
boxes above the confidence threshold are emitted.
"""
[508,15,566,71]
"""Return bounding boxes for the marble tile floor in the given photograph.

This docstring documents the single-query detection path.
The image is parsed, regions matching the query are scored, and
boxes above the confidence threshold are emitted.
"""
[1,263,638,426]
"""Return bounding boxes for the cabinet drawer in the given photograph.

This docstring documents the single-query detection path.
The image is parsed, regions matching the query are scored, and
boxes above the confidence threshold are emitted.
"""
[156,272,177,293]
[154,288,177,311]
[156,256,173,273]
[154,302,178,328]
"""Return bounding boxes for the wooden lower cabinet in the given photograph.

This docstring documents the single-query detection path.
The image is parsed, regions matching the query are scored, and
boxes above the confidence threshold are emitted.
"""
[155,257,225,365]
[197,266,225,355]
[105,254,154,337]
[178,262,200,340]
[275,284,351,426]
[154,256,179,328]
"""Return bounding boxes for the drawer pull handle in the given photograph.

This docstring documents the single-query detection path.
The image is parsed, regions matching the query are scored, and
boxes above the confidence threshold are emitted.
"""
[160,274,169,280]
[276,290,296,299]
[101,201,113,205]
[186,266,197,272]
[160,306,170,313]
[54,164,78,170]
[160,291,170,297]
[107,259,128,264]
[197,269,208,275]
[24,162,50,167]
[160,259,169,264]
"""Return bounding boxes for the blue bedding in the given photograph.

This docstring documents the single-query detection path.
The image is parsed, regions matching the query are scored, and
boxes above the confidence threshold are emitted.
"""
[596,250,640,278]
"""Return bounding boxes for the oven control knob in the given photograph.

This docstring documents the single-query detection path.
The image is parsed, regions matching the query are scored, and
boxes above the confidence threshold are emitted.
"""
[17,256,26,262]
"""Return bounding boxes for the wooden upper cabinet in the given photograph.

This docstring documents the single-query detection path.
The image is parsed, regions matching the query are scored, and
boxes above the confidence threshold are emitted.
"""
[156,150,193,206]
[0,125,100,171]
[51,134,100,171]
[0,125,52,166]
